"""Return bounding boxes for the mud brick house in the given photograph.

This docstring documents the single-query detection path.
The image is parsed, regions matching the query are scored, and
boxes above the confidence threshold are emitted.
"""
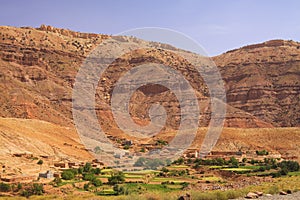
[39,170,54,179]
[1,174,36,183]
[54,162,68,168]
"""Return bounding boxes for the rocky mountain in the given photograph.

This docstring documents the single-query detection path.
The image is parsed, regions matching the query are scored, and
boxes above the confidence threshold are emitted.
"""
[0,25,285,132]
[0,25,299,168]
[214,40,300,127]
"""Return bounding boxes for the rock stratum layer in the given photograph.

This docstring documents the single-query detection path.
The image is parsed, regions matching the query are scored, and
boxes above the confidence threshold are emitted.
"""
[214,39,300,127]
[0,25,299,166]
[1,25,295,131]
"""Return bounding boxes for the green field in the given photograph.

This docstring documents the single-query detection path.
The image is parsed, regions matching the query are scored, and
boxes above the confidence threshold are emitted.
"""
[221,168,252,172]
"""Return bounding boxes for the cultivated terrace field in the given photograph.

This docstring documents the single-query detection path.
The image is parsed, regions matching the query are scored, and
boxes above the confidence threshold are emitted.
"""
[0,155,300,200]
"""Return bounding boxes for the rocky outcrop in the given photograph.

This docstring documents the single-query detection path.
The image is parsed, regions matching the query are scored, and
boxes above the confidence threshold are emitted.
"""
[38,24,102,39]
[214,40,300,127]
[0,26,298,130]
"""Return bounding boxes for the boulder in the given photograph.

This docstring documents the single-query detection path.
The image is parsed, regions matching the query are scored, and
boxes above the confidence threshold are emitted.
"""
[245,192,258,199]
[255,191,263,196]
[280,191,287,195]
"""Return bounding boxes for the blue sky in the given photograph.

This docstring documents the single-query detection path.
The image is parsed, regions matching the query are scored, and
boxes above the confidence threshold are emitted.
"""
[0,0,299,55]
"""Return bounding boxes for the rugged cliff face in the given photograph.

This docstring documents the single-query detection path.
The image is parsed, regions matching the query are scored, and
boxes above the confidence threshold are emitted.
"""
[0,25,298,132]
[0,26,108,126]
[214,40,300,127]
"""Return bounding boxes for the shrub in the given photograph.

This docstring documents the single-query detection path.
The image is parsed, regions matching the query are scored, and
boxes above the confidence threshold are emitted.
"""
[161,167,169,173]
[256,150,269,156]
[92,179,102,187]
[108,171,125,185]
[61,170,75,180]
[229,157,239,168]
[83,183,89,191]
[0,182,11,192]
[258,166,266,172]
[181,182,189,189]
[83,162,92,172]
[53,177,62,186]
[83,173,96,181]
[21,183,44,197]
[78,167,83,174]
[173,157,184,165]
[280,167,289,175]
[17,183,22,190]
[37,159,43,165]
[279,160,300,172]
[113,184,128,195]
[92,167,101,175]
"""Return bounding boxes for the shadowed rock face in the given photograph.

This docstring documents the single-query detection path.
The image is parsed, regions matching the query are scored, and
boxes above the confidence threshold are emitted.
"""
[0,26,298,132]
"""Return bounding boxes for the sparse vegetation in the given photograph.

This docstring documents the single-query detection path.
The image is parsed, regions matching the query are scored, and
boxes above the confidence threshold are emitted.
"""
[256,149,269,155]
[20,183,44,197]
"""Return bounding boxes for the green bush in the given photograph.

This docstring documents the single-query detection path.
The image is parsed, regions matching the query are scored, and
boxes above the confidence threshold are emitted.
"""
[37,159,43,165]
[279,160,300,172]
[83,162,92,172]
[256,150,269,155]
[113,184,129,195]
[83,173,96,181]
[53,177,62,186]
[0,182,11,192]
[17,183,22,190]
[92,179,102,187]
[61,170,75,180]
[83,183,89,191]
[92,167,101,175]
[21,183,44,197]
[108,171,125,185]
[229,157,239,168]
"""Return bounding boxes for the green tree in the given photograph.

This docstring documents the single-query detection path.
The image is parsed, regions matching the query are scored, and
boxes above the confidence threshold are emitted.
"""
[279,160,300,172]
[83,162,92,172]
[37,159,43,170]
[92,179,102,187]
[83,183,89,191]
[0,182,11,192]
[113,184,128,195]
[83,173,96,181]
[229,157,239,168]
[256,150,269,156]
[174,157,184,165]
[61,170,75,180]
[17,183,22,190]
[32,183,44,195]
[91,167,101,175]
[161,167,169,173]
[78,167,83,174]
[108,171,125,185]
[21,183,44,197]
